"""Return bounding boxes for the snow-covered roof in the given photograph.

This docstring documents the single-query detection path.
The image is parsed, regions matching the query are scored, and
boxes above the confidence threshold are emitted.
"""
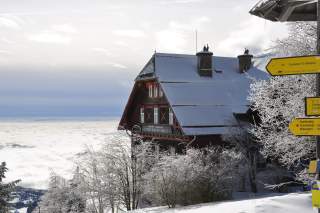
[136,53,269,136]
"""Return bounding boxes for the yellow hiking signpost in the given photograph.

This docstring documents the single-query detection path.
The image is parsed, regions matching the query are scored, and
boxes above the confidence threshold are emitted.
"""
[313,181,320,208]
[266,55,320,76]
[306,97,320,116]
[289,118,320,136]
[250,0,320,211]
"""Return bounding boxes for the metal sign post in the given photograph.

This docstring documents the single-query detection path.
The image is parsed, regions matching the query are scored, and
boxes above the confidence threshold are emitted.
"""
[316,4,320,209]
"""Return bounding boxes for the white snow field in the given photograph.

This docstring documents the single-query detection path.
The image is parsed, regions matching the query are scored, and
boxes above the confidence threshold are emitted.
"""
[133,193,316,213]
[0,118,119,189]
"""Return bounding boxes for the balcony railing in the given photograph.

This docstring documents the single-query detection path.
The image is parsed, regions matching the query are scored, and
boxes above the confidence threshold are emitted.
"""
[131,124,188,142]
[142,124,173,134]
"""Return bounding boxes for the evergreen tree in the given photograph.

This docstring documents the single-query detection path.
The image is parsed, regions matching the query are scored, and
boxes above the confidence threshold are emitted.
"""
[0,162,20,213]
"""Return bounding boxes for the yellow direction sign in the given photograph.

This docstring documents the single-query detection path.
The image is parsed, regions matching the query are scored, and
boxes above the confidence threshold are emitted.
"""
[266,55,320,76]
[306,97,320,116]
[313,188,320,208]
[289,118,320,136]
[309,160,319,174]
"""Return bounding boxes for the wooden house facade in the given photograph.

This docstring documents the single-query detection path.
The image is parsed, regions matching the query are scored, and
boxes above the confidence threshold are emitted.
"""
[118,47,268,153]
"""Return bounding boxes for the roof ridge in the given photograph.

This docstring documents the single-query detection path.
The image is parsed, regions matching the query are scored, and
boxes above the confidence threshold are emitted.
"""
[155,52,238,59]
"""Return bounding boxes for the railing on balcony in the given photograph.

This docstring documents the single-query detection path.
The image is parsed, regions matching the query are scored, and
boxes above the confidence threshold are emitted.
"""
[138,124,187,141]
[142,124,173,134]
[128,121,188,141]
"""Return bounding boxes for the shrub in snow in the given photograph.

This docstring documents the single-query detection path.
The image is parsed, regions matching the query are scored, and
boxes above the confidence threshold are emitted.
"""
[143,147,241,208]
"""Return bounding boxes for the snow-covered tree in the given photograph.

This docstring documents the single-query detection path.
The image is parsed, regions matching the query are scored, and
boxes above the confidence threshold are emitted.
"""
[0,162,20,213]
[272,22,316,57]
[77,132,155,212]
[77,146,113,213]
[36,171,85,213]
[144,148,241,208]
[99,134,155,211]
[223,124,259,193]
[249,22,317,171]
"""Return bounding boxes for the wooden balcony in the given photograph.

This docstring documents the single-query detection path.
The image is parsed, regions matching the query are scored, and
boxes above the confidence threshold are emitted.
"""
[142,124,172,134]
[133,124,189,142]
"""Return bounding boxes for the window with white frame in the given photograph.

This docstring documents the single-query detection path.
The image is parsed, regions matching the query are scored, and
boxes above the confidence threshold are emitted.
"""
[154,107,159,124]
[169,108,174,125]
[140,107,144,123]
[154,84,158,98]
[148,84,153,98]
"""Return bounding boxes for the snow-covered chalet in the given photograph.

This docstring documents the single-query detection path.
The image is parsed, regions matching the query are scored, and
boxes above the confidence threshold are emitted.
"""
[118,46,268,153]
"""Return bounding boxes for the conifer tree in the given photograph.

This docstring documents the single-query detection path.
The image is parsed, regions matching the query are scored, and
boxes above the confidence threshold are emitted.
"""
[0,162,20,213]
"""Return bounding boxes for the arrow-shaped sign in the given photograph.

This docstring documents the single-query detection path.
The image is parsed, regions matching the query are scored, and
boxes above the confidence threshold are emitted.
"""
[306,97,320,116]
[266,55,320,76]
[289,118,320,136]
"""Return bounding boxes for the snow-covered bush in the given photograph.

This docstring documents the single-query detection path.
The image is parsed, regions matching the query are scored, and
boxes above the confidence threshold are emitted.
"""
[143,147,241,208]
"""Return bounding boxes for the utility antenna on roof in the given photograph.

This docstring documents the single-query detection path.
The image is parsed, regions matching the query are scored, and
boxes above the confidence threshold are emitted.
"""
[195,30,198,53]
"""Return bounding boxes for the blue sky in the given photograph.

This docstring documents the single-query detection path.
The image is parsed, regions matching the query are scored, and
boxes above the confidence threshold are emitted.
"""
[0,0,288,117]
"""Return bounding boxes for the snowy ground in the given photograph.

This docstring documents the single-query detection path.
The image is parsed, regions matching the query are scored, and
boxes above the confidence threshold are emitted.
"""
[0,118,119,189]
[133,193,316,213]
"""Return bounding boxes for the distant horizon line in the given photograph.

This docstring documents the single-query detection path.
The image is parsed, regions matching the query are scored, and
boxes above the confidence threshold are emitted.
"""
[0,115,120,122]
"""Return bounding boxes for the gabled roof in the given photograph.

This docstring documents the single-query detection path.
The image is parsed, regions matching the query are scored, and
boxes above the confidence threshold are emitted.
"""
[126,53,269,136]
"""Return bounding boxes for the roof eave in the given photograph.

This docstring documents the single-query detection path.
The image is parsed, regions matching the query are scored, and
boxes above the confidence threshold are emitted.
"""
[249,0,317,22]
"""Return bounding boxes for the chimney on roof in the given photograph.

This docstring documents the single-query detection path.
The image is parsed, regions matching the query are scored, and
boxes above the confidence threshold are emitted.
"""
[196,44,213,77]
[237,49,253,73]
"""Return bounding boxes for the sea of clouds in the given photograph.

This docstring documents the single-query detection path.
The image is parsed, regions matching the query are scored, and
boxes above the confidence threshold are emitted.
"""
[0,118,119,189]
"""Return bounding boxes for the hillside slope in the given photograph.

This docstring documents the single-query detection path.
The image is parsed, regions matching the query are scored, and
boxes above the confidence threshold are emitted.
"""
[133,193,315,213]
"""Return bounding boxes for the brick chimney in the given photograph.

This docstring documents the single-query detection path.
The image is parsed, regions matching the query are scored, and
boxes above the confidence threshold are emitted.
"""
[196,44,213,77]
[237,49,253,73]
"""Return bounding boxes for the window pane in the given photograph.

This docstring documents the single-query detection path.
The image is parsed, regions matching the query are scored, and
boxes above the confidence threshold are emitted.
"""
[148,84,153,98]
[145,108,154,124]
[154,84,158,98]
[159,107,169,124]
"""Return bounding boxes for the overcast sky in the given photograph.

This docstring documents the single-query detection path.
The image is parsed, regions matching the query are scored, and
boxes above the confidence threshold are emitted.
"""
[0,0,288,117]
